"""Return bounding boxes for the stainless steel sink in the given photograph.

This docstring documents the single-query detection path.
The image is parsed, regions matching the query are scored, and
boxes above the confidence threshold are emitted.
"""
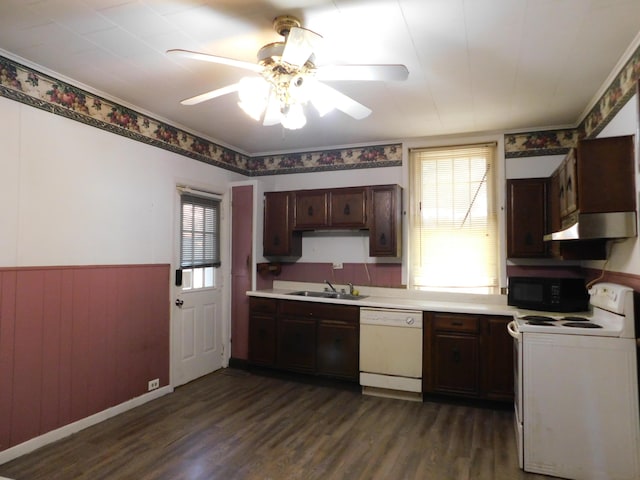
[287,290,368,301]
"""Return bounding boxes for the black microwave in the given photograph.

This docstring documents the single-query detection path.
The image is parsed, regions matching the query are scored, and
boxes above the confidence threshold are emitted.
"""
[507,277,589,312]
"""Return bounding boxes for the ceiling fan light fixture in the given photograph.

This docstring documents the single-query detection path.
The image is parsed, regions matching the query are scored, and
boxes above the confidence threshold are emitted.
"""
[237,77,269,120]
[280,103,306,130]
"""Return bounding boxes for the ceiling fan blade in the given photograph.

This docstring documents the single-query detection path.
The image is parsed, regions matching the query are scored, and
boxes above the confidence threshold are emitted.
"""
[281,27,322,67]
[167,49,262,73]
[262,92,282,126]
[309,80,372,120]
[316,64,409,82]
[180,83,240,106]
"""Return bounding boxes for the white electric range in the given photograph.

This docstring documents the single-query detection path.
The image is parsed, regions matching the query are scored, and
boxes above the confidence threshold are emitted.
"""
[508,282,640,480]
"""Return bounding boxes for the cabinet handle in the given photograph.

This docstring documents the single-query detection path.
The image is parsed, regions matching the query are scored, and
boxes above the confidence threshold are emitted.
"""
[344,203,351,215]
[308,206,314,216]
[452,348,461,363]
[451,321,463,326]
[525,233,533,245]
[379,233,387,245]
[566,176,573,193]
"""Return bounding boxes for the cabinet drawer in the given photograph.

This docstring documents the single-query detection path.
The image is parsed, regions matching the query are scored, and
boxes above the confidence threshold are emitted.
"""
[279,300,359,322]
[249,297,278,314]
[432,314,479,333]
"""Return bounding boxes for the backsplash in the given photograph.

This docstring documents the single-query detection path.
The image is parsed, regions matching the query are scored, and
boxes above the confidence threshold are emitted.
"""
[258,262,403,289]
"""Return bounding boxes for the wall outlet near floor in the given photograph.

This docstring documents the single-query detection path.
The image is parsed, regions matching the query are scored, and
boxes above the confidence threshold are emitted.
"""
[332,262,343,270]
[148,378,160,391]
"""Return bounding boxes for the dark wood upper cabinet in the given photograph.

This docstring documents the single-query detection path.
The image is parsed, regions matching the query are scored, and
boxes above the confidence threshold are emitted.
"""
[294,190,329,229]
[263,191,301,258]
[330,187,367,228]
[263,184,401,258]
[369,184,402,257]
[508,135,635,260]
[574,136,635,214]
[506,178,549,258]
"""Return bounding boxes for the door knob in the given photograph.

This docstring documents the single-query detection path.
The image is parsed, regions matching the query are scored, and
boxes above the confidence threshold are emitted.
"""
[175,299,184,307]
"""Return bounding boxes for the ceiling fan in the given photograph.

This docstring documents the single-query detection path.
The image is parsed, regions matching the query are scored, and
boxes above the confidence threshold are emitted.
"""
[167,15,409,130]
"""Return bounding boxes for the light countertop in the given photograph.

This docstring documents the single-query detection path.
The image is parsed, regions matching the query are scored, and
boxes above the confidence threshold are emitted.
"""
[248,281,518,317]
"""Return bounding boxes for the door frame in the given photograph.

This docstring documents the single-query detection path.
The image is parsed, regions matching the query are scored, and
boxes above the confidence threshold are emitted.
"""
[170,181,232,387]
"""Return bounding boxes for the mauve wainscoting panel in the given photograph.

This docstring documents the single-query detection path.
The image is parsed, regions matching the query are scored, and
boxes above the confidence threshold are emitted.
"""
[0,264,170,451]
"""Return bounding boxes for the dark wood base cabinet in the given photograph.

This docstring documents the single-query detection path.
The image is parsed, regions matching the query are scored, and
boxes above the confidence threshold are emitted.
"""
[317,322,359,379]
[248,297,278,367]
[249,297,359,381]
[423,312,513,402]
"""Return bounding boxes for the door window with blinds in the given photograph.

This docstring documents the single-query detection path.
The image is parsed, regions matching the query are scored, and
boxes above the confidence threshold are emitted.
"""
[180,193,221,290]
[409,143,498,293]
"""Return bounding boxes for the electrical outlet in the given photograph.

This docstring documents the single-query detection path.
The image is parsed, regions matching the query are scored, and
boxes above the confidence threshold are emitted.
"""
[148,378,160,391]
[332,262,343,269]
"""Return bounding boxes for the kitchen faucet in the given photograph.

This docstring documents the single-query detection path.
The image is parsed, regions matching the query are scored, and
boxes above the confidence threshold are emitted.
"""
[324,280,337,293]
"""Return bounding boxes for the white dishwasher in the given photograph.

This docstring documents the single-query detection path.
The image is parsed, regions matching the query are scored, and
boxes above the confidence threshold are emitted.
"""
[359,307,423,401]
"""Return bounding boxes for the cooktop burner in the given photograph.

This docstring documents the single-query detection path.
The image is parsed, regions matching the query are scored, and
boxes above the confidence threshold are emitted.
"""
[527,320,556,326]
[522,315,557,322]
[564,322,602,328]
[561,316,589,322]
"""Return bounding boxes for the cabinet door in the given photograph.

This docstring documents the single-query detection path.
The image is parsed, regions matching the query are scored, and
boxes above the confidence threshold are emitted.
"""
[577,135,635,213]
[248,297,278,366]
[277,317,316,372]
[432,332,480,396]
[506,178,549,258]
[548,170,562,258]
[482,317,514,401]
[369,185,401,257]
[294,190,328,229]
[330,188,367,228]
[558,158,568,218]
[249,313,277,366]
[563,149,577,216]
[263,192,301,257]
[317,321,359,380]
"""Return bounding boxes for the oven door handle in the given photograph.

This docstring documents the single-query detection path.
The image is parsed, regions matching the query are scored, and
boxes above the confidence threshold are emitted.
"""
[507,320,521,340]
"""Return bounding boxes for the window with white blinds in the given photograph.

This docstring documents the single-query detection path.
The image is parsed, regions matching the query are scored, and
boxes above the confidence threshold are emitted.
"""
[180,194,221,269]
[409,143,498,293]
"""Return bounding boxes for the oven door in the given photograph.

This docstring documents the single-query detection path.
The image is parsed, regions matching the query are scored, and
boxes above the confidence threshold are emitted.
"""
[507,320,523,468]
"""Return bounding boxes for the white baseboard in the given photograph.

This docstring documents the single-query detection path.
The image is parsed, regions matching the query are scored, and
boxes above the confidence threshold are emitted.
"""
[0,385,173,465]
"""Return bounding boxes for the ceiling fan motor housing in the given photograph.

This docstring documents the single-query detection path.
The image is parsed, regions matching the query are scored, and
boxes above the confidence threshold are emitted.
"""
[273,15,301,37]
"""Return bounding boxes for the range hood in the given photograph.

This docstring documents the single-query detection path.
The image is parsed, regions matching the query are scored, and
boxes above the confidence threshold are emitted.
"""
[544,211,637,241]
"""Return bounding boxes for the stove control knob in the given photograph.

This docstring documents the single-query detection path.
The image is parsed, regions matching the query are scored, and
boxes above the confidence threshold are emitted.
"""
[406,317,415,325]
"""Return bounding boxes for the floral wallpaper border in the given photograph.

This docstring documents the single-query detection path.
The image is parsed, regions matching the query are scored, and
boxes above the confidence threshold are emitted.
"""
[505,41,640,158]
[0,54,401,176]
[2,38,638,166]
[247,144,402,176]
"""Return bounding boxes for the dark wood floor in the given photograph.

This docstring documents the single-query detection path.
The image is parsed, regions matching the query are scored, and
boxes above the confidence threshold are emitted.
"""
[0,369,555,480]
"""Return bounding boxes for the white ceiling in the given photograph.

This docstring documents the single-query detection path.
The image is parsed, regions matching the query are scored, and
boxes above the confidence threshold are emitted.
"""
[1,0,639,156]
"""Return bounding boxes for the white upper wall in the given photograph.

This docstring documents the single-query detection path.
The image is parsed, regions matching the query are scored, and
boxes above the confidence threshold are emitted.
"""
[0,96,245,268]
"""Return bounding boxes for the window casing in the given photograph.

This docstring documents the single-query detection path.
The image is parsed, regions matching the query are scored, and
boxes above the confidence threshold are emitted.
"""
[409,143,498,293]
[180,193,220,290]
